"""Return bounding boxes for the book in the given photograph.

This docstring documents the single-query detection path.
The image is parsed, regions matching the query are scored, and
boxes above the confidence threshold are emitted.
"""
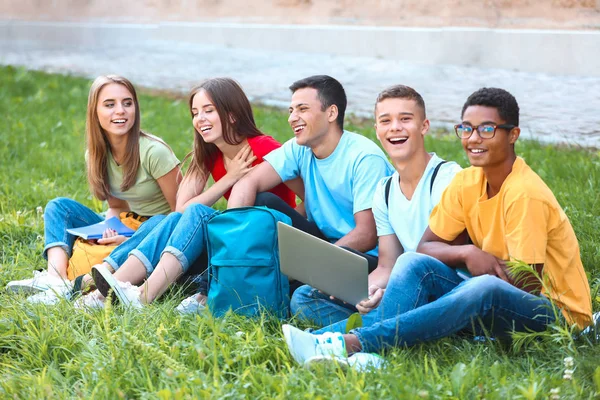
[66,217,135,240]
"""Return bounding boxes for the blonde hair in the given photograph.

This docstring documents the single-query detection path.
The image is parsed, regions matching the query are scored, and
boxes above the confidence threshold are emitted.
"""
[85,75,144,200]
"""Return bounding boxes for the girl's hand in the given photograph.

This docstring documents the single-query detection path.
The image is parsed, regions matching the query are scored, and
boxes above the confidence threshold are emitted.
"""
[224,145,257,182]
[97,228,127,245]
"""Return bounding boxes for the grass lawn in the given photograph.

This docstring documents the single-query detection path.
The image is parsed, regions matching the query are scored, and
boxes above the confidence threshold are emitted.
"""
[1,65,599,399]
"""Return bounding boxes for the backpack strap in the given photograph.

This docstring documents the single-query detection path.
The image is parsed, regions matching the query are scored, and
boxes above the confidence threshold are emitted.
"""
[429,161,448,194]
[384,176,394,209]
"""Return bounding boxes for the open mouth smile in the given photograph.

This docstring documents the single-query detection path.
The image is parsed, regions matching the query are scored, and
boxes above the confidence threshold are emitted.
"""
[388,137,408,145]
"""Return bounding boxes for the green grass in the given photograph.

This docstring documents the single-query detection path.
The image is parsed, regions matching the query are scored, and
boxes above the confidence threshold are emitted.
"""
[1,65,599,399]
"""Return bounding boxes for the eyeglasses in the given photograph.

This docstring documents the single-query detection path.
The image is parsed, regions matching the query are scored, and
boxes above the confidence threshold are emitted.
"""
[454,123,515,139]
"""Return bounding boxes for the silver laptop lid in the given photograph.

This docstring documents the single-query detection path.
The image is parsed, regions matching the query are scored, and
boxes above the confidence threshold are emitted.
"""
[277,222,369,305]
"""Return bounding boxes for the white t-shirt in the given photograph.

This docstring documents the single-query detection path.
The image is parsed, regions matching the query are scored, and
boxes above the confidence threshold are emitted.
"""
[372,153,462,253]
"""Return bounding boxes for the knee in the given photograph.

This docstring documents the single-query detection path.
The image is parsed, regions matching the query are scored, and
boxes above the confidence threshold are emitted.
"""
[44,197,73,216]
[254,192,279,207]
[185,203,215,219]
[466,275,503,292]
[138,214,168,231]
[390,252,430,277]
[290,285,316,314]
[461,275,507,304]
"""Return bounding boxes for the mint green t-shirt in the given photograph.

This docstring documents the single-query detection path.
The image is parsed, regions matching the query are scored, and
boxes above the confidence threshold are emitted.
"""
[106,135,179,216]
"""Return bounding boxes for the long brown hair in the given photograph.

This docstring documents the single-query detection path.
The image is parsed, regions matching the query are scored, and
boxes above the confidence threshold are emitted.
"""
[86,75,144,200]
[185,78,263,180]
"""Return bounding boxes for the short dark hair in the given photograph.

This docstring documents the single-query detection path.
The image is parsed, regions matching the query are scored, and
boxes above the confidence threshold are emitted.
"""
[375,85,426,119]
[289,75,347,130]
[461,87,519,126]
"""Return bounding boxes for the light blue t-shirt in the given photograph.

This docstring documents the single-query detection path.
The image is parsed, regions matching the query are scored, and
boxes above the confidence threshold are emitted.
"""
[372,153,462,253]
[265,131,393,255]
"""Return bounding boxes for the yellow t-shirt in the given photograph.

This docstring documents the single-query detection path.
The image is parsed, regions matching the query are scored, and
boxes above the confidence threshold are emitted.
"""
[106,135,180,216]
[429,157,592,328]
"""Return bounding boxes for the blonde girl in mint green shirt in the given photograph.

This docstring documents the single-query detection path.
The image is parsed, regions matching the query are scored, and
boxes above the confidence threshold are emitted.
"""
[5,75,181,300]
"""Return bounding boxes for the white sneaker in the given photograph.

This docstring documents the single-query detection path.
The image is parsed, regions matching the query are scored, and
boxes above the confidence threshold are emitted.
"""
[347,352,385,371]
[27,283,74,305]
[74,290,106,310]
[91,264,142,309]
[118,282,143,309]
[6,270,68,295]
[282,324,347,366]
[176,293,207,314]
[582,311,600,340]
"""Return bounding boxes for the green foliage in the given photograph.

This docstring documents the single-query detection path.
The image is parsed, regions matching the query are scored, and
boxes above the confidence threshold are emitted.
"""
[1,66,599,398]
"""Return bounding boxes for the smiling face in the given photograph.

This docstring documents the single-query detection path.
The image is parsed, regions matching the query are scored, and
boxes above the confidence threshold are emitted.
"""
[191,89,224,145]
[375,97,429,163]
[460,105,519,168]
[96,83,136,138]
[288,88,333,148]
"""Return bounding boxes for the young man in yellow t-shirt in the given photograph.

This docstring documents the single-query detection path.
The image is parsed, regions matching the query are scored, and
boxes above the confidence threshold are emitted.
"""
[281,87,593,366]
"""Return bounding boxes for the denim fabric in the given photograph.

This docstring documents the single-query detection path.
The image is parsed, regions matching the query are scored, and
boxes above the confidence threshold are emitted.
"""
[43,197,104,259]
[129,203,216,276]
[257,191,378,297]
[316,252,556,353]
[104,214,167,270]
[291,284,357,326]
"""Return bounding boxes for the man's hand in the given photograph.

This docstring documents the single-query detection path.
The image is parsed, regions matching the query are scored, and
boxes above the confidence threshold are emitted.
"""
[356,284,385,315]
[464,246,510,282]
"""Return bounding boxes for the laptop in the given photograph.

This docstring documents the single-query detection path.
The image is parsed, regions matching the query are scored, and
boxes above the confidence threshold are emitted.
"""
[277,222,369,305]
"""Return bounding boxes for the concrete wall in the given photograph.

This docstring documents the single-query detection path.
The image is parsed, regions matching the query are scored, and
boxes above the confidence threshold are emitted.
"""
[2,20,599,76]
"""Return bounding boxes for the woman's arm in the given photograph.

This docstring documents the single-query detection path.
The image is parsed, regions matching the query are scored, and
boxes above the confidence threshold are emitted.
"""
[106,196,130,219]
[156,166,183,212]
[177,145,256,211]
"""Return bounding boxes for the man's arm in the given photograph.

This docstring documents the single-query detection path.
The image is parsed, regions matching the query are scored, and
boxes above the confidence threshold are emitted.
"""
[227,162,283,209]
[367,234,403,289]
[417,227,510,282]
[334,209,378,254]
[355,234,403,314]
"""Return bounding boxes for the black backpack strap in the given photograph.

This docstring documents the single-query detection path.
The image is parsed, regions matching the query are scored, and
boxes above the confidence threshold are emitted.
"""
[429,161,448,194]
[384,176,394,209]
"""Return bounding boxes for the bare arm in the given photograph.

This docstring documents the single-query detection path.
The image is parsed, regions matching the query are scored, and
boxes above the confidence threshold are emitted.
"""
[227,162,283,209]
[106,196,130,219]
[156,166,183,212]
[284,177,305,202]
[367,234,403,289]
[355,234,403,314]
[334,209,378,254]
[294,201,306,217]
[177,145,257,211]
[417,227,510,282]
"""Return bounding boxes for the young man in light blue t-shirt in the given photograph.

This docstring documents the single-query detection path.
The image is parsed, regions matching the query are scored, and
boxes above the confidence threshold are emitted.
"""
[289,85,462,330]
[228,75,393,287]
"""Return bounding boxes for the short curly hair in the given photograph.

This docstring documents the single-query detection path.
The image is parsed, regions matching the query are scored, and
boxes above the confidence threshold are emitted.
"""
[461,88,519,126]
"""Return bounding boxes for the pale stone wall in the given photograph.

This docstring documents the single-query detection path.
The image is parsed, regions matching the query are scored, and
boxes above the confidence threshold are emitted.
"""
[2,0,600,29]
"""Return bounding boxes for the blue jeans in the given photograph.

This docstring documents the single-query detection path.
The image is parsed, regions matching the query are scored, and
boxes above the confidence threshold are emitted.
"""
[43,197,104,259]
[43,197,168,271]
[103,214,166,270]
[127,203,216,276]
[291,285,357,326]
[316,252,557,353]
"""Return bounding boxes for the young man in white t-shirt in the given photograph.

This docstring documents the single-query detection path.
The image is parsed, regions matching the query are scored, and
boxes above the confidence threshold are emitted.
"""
[289,85,462,327]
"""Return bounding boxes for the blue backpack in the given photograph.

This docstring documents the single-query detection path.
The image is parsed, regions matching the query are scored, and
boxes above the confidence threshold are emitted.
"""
[206,206,292,318]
